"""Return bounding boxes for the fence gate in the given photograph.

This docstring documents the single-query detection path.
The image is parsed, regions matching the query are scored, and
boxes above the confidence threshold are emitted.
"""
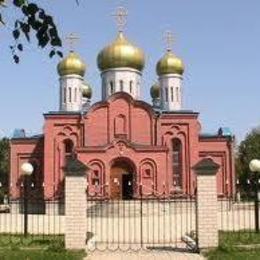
[86,187,197,252]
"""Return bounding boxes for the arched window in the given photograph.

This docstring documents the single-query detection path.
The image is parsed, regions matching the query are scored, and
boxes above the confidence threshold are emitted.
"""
[170,87,174,102]
[110,81,114,94]
[63,88,66,103]
[64,139,74,162]
[69,87,72,102]
[120,80,124,91]
[172,139,182,188]
[129,81,133,93]
[114,114,126,136]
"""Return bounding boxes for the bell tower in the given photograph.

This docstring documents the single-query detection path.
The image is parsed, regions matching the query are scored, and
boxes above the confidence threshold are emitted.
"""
[156,31,185,111]
[57,34,87,112]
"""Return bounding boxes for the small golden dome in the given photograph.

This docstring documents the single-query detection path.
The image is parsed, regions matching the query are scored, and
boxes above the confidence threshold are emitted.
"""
[156,51,184,76]
[82,82,92,99]
[150,82,160,99]
[57,52,86,77]
[97,32,145,71]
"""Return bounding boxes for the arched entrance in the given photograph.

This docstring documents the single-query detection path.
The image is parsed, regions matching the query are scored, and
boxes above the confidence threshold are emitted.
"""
[110,158,135,200]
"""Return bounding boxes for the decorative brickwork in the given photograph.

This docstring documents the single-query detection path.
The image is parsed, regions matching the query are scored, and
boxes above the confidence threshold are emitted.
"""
[10,92,235,200]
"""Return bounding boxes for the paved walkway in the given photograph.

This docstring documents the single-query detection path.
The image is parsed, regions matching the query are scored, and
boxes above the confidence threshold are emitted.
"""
[85,250,206,260]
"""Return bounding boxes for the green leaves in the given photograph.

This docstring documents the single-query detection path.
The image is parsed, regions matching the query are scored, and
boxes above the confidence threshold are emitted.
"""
[236,127,260,191]
[0,138,9,189]
[56,51,63,58]
[11,0,63,63]
[27,3,38,15]
[2,1,82,63]
[13,54,19,63]
[12,29,20,39]
[49,49,55,58]
[49,50,63,59]
[51,37,62,47]
[0,13,5,25]
[17,43,23,51]
[13,0,25,7]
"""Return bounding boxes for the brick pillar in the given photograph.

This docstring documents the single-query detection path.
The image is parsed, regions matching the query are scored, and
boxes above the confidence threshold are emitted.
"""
[64,157,88,250]
[193,158,220,250]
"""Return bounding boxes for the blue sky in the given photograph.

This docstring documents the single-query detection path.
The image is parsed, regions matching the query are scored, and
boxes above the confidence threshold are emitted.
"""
[0,0,260,141]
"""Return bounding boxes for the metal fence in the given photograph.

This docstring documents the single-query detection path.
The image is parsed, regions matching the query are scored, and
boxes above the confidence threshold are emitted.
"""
[218,187,260,244]
[86,189,197,252]
[0,183,64,246]
[218,198,259,231]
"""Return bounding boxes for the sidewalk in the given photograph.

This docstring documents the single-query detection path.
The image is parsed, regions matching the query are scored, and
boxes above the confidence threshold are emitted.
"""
[85,250,206,260]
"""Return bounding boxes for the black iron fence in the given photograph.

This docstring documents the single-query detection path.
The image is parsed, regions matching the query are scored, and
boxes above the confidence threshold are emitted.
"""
[218,180,260,245]
[86,186,197,252]
[3,181,259,251]
[0,182,64,247]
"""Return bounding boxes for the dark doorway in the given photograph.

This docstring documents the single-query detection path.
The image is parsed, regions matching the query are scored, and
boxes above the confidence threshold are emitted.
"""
[122,173,133,200]
[110,159,135,200]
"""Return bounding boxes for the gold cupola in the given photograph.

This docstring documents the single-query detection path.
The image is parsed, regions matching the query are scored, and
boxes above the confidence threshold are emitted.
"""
[57,51,86,77]
[150,82,160,99]
[156,50,184,76]
[97,32,145,72]
[82,82,92,99]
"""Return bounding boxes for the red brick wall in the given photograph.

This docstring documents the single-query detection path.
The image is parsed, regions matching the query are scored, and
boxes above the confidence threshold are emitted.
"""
[10,93,235,199]
[10,138,44,199]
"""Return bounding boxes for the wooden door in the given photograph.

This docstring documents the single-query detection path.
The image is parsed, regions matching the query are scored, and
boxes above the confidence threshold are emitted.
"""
[110,166,123,200]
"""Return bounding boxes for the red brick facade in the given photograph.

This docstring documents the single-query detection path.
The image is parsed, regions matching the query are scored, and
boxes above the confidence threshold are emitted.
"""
[10,92,235,199]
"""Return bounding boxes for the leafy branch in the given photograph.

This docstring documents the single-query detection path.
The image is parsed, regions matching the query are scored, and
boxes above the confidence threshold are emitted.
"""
[0,0,81,63]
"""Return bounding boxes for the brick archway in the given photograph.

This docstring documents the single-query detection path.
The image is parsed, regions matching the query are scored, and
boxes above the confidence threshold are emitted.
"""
[110,158,136,200]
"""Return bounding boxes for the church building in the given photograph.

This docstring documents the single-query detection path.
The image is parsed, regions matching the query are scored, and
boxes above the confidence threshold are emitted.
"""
[10,11,235,202]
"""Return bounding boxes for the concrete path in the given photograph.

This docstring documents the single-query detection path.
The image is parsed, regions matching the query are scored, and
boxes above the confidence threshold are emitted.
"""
[85,250,206,260]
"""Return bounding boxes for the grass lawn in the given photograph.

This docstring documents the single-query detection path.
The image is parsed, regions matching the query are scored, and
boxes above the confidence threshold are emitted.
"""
[0,249,85,260]
[0,234,86,260]
[205,231,260,260]
[206,247,260,260]
[219,231,260,245]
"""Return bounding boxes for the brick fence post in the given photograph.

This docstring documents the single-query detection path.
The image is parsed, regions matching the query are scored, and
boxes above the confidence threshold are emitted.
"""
[64,157,88,250]
[193,158,220,250]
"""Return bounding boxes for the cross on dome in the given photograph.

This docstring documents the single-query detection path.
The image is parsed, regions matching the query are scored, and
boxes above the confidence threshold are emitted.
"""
[112,6,128,32]
[164,30,174,52]
[65,33,80,52]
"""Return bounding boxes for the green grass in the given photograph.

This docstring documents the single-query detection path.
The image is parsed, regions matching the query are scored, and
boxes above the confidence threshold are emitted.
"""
[0,234,64,248]
[206,246,260,260]
[0,249,85,260]
[205,231,260,260]
[0,234,86,260]
[219,231,260,246]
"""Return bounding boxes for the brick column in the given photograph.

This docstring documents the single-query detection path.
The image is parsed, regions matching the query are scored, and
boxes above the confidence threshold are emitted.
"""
[64,157,88,250]
[193,158,220,250]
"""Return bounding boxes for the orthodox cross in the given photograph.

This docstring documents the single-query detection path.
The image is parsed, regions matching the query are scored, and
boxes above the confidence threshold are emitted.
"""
[65,33,80,52]
[164,30,174,52]
[112,6,128,32]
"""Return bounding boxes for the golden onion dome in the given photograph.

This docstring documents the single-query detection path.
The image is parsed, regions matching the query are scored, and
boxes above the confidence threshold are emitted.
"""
[156,51,184,76]
[150,82,160,99]
[97,32,145,72]
[57,52,86,77]
[82,82,92,99]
